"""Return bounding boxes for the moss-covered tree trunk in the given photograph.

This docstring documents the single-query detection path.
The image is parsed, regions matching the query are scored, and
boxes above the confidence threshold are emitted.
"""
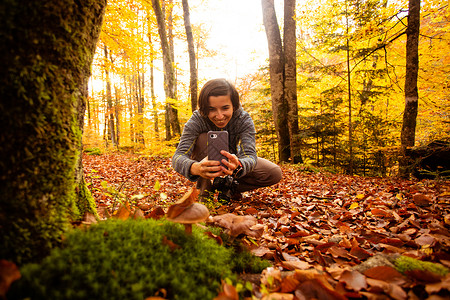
[0,0,106,264]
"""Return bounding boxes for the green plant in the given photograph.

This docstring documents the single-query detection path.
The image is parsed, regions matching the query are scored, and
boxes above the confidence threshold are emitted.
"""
[394,255,449,277]
[84,147,103,155]
[8,219,268,300]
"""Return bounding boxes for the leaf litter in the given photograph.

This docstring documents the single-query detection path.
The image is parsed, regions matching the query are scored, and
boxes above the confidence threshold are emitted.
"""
[43,153,450,298]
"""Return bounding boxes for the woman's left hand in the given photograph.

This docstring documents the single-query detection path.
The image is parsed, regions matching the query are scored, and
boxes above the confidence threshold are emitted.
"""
[220,150,240,176]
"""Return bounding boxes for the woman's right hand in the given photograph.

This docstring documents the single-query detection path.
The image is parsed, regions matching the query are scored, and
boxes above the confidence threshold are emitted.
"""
[190,157,225,180]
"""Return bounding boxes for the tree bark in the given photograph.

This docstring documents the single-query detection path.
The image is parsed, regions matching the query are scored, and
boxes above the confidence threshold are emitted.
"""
[0,0,106,264]
[151,0,181,140]
[147,25,160,139]
[399,0,420,178]
[283,0,302,163]
[261,0,291,162]
[182,0,198,113]
[104,45,117,147]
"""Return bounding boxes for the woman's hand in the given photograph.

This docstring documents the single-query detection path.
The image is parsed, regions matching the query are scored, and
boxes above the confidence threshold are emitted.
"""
[219,150,240,176]
[190,157,225,180]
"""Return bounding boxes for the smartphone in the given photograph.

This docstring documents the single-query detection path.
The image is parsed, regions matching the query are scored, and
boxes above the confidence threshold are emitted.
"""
[207,131,229,167]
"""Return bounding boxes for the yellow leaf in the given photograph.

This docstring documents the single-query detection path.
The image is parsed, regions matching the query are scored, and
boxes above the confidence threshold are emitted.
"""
[349,202,360,210]
[444,215,450,226]
[396,193,403,201]
[356,194,365,199]
[153,180,161,191]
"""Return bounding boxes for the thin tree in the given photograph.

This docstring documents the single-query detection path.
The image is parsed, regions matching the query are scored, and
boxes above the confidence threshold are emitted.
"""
[104,45,117,147]
[151,0,181,140]
[182,0,198,112]
[261,0,299,163]
[399,0,421,178]
[146,11,160,140]
[283,0,301,163]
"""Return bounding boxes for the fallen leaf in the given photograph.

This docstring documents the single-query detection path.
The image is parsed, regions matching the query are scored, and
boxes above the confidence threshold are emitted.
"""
[413,193,431,207]
[366,278,407,300]
[115,202,131,220]
[133,208,145,219]
[162,236,180,251]
[414,234,436,247]
[295,278,347,300]
[148,206,165,220]
[0,260,21,298]
[209,213,263,238]
[280,274,300,293]
[339,269,367,291]
[214,280,239,300]
[363,266,406,284]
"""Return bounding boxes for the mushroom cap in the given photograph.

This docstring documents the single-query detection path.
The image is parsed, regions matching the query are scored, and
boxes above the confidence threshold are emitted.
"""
[168,203,209,224]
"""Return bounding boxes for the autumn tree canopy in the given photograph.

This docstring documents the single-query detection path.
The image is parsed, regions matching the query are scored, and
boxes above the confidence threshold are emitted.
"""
[84,0,448,176]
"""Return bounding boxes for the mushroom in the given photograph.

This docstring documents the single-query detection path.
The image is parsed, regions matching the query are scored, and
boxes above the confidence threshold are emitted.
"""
[167,202,209,234]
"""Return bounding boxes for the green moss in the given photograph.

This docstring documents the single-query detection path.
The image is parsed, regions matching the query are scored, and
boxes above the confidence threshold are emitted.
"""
[394,255,449,277]
[75,178,99,219]
[84,147,103,155]
[8,219,263,300]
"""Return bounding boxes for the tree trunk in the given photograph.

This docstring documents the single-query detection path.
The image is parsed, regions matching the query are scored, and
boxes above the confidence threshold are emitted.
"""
[152,0,181,140]
[345,3,353,175]
[399,0,421,178]
[261,0,290,162]
[104,45,117,147]
[137,70,145,148]
[0,0,106,264]
[283,0,302,164]
[182,0,198,112]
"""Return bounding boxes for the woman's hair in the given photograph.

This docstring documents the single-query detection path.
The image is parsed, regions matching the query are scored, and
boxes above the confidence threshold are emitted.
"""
[198,78,240,117]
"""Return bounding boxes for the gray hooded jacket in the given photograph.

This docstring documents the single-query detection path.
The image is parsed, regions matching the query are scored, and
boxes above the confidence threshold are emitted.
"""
[171,107,257,181]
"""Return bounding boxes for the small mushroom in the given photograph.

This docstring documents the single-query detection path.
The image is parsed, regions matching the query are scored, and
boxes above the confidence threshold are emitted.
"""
[167,203,209,234]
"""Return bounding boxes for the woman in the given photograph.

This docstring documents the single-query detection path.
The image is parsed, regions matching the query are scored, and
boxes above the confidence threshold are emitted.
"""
[172,78,282,202]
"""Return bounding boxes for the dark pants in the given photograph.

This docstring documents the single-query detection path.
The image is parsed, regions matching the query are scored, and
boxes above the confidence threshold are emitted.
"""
[191,133,282,194]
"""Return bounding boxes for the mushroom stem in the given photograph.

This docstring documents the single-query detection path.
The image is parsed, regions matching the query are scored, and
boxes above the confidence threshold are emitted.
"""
[184,224,192,234]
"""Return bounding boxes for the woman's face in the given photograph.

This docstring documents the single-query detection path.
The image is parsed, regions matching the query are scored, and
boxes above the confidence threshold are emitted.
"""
[207,94,234,128]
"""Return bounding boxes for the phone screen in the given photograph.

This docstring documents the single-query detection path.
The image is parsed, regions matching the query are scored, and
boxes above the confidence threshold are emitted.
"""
[207,131,229,167]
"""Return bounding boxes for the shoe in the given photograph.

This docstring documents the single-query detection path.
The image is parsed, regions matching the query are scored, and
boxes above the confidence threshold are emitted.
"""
[217,192,242,205]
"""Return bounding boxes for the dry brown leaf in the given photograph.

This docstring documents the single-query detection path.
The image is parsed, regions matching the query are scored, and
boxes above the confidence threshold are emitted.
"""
[414,234,436,247]
[425,273,450,294]
[413,193,431,207]
[363,266,406,284]
[280,274,300,293]
[366,278,407,300]
[210,213,263,238]
[262,292,294,300]
[282,260,312,271]
[115,202,131,220]
[339,269,368,291]
[148,206,165,220]
[0,260,21,298]
[295,278,347,300]
[162,236,180,251]
[214,280,239,300]
[133,207,145,219]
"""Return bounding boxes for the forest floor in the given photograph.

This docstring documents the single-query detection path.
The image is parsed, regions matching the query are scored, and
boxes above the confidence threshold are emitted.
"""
[83,152,450,300]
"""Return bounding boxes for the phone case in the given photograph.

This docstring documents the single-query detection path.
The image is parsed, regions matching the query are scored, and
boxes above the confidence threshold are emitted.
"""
[207,131,229,167]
